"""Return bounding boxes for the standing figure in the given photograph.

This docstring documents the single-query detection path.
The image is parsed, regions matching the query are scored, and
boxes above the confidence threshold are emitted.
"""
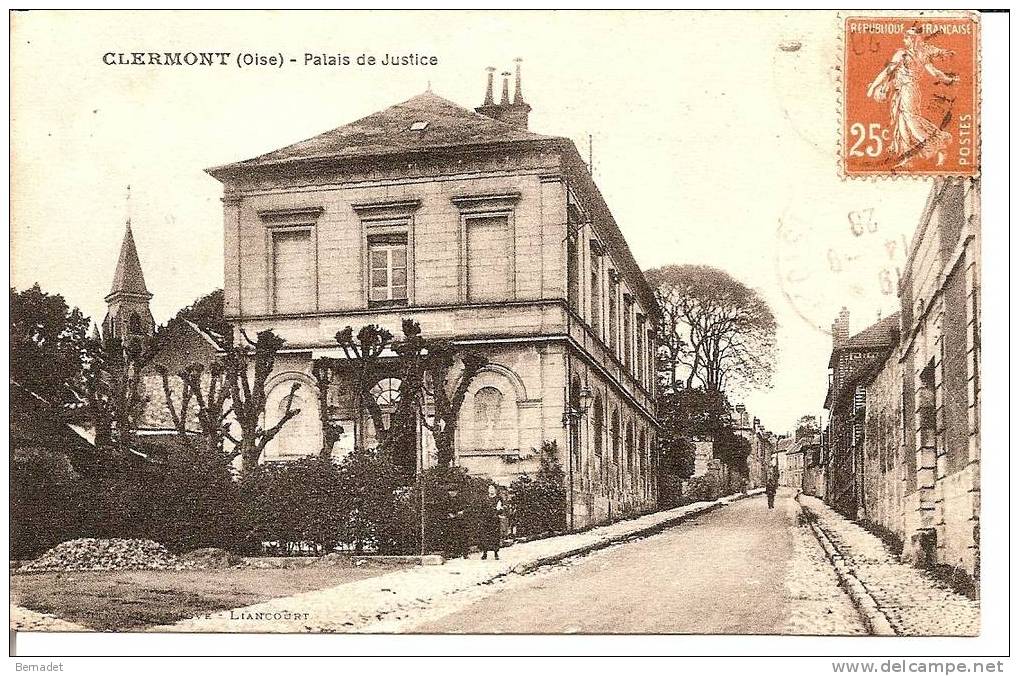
[479,484,504,561]
[444,487,469,559]
[866,27,959,167]
[765,466,779,510]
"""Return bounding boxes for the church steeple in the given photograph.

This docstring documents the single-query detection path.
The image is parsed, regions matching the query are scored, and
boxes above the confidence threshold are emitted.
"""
[107,222,151,299]
[103,217,154,344]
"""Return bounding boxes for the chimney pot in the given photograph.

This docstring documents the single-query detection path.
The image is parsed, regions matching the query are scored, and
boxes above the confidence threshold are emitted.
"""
[482,66,495,106]
[513,57,525,104]
[500,71,511,105]
[832,306,851,348]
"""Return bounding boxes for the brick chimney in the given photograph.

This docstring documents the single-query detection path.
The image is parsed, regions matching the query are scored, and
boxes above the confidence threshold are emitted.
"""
[475,59,531,130]
[831,306,850,348]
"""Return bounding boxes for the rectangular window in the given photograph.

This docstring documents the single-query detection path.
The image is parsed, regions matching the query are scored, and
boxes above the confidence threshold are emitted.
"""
[368,235,408,305]
[608,275,619,354]
[853,385,866,414]
[466,215,510,303]
[647,329,655,390]
[272,229,314,313]
[590,252,602,337]
[636,313,646,383]
[942,265,969,474]
[623,302,632,369]
[567,234,580,312]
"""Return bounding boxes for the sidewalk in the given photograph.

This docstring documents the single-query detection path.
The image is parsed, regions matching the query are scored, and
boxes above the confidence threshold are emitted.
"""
[798,495,979,636]
[152,489,763,633]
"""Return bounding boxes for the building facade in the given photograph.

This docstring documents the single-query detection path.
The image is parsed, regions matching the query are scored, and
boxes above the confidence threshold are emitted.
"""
[822,310,900,518]
[821,178,980,587]
[734,404,772,489]
[897,178,980,581]
[206,66,660,529]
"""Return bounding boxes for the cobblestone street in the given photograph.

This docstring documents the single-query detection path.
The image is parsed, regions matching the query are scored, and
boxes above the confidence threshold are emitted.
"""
[799,495,980,636]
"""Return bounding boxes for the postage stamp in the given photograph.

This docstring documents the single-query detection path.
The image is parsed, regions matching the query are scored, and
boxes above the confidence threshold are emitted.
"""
[842,15,979,177]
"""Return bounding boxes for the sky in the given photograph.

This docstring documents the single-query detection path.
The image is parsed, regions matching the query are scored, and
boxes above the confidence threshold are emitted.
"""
[10,10,934,434]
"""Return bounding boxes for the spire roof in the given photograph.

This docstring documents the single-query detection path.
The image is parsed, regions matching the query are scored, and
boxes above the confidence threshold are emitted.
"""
[107,223,151,299]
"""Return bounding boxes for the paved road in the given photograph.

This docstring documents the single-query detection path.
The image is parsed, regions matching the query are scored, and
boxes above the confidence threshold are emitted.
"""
[411,490,866,634]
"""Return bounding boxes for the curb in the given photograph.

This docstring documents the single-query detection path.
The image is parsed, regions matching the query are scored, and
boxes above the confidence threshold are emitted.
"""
[512,488,765,575]
[796,495,897,636]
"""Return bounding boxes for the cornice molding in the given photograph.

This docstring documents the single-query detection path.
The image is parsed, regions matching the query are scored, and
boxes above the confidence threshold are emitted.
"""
[450,191,522,212]
[257,206,325,227]
[351,198,422,221]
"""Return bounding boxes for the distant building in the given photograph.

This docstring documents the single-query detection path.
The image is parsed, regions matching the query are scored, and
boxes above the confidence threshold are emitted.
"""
[734,404,771,489]
[691,440,714,478]
[822,309,901,518]
[773,435,793,487]
[784,431,819,492]
[205,64,661,528]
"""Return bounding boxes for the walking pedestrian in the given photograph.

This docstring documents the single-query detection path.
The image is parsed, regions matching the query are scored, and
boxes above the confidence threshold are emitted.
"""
[765,466,779,509]
[479,484,504,560]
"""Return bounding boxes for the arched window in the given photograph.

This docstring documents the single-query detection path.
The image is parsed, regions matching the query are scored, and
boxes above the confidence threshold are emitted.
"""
[611,408,621,467]
[626,421,635,473]
[592,394,604,458]
[639,428,648,494]
[264,379,321,459]
[569,377,582,472]
[371,377,402,410]
[370,377,402,430]
[129,312,143,335]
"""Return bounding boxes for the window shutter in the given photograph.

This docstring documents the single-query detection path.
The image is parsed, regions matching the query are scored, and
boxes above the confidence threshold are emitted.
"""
[273,230,314,313]
[466,216,510,302]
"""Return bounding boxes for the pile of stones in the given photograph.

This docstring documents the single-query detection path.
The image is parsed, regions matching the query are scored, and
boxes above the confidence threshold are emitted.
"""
[19,538,185,572]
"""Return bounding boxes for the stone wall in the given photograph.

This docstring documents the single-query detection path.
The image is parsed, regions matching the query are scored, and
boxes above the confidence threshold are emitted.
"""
[897,178,980,581]
[860,351,905,543]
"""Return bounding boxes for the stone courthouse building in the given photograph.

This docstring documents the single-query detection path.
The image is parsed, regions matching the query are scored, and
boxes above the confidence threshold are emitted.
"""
[205,65,661,528]
[822,178,980,588]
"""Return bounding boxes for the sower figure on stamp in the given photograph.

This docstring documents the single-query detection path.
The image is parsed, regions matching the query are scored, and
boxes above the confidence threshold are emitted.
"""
[765,465,779,509]
[866,27,959,167]
[479,484,504,561]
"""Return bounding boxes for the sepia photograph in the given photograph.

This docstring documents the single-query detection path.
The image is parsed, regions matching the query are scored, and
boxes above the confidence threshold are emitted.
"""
[6,7,1010,667]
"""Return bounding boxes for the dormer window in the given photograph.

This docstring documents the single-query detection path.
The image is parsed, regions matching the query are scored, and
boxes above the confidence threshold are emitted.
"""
[409,120,429,131]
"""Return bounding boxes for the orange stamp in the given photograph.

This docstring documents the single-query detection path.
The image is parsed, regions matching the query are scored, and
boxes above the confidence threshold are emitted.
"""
[843,15,979,177]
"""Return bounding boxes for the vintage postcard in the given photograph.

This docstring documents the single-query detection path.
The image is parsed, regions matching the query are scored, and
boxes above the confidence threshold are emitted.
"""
[7,8,1004,661]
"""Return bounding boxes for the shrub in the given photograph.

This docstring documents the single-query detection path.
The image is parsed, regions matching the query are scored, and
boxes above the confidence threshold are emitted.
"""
[683,476,717,503]
[509,441,568,539]
[390,465,490,556]
[335,446,405,553]
[10,450,96,559]
[148,443,247,553]
[241,456,343,555]
[658,472,686,509]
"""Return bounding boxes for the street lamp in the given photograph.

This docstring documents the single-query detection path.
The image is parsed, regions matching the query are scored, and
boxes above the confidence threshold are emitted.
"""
[578,386,593,416]
[562,384,594,532]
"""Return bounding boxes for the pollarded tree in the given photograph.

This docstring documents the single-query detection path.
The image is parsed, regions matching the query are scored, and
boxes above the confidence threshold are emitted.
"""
[226,329,302,476]
[396,319,487,468]
[329,323,412,454]
[645,264,777,394]
[156,360,234,463]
